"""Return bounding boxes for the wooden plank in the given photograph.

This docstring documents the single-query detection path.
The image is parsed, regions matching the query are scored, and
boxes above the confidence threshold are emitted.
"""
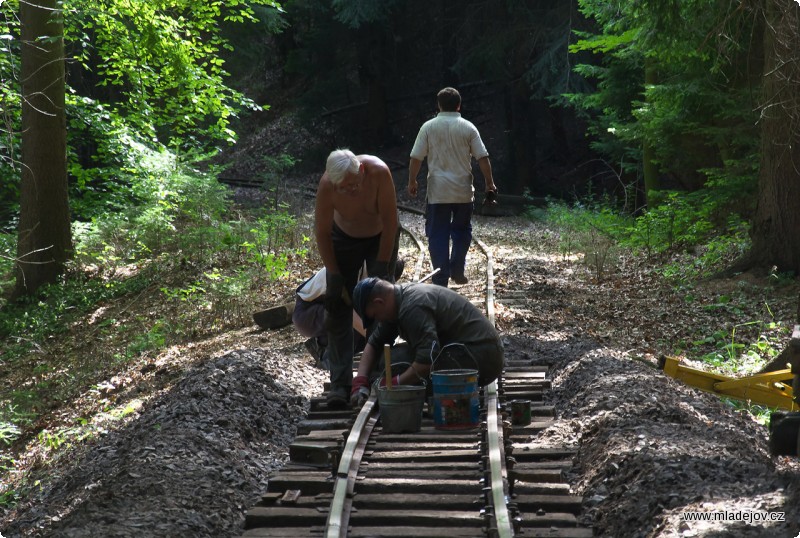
[348,509,483,526]
[512,459,574,470]
[367,448,479,462]
[514,494,584,514]
[289,443,335,467]
[376,430,481,441]
[363,469,482,480]
[519,511,579,527]
[503,390,544,401]
[370,441,477,450]
[244,507,328,527]
[260,493,332,506]
[519,528,594,538]
[353,492,482,509]
[510,420,554,436]
[505,365,549,373]
[363,461,478,471]
[354,478,481,495]
[530,404,555,417]
[510,468,564,483]
[252,302,294,329]
[348,526,484,538]
[355,478,571,496]
[295,429,349,440]
[511,482,573,495]
[242,528,326,537]
[504,371,548,378]
[510,447,578,460]
[296,418,353,434]
[266,473,335,495]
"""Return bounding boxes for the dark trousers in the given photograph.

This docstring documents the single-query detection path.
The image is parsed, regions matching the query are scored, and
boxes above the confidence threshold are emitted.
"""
[425,202,473,286]
[326,223,399,391]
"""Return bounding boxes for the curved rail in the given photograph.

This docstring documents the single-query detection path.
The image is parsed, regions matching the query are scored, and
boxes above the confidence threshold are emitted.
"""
[323,221,429,536]
[325,394,380,538]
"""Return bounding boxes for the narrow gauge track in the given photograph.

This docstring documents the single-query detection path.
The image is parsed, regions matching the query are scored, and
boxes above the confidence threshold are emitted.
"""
[240,210,591,537]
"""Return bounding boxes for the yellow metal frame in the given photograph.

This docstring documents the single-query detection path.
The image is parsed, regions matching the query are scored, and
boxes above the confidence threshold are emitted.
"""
[661,356,798,411]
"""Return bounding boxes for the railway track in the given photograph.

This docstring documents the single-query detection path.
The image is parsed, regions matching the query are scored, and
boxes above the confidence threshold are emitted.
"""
[240,212,592,538]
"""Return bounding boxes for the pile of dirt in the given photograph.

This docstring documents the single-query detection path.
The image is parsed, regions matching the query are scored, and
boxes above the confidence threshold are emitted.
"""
[546,344,797,536]
[2,340,326,538]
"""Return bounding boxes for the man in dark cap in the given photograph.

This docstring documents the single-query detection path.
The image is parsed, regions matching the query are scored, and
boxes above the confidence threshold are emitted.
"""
[349,277,504,407]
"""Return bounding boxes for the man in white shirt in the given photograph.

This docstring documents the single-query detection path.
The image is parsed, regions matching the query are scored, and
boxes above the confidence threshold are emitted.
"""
[408,87,497,287]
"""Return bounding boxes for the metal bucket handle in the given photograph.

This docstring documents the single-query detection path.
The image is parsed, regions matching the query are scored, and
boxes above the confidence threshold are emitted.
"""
[429,341,479,373]
[373,361,428,388]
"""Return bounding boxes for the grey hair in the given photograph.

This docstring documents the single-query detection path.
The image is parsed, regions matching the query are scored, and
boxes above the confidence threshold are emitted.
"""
[326,149,360,185]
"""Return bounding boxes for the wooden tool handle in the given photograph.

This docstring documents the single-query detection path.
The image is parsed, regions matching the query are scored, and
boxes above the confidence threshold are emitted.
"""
[384,344,392,389]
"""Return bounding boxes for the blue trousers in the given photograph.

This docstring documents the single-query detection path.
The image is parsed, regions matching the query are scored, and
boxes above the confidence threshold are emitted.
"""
[425,202,473,287]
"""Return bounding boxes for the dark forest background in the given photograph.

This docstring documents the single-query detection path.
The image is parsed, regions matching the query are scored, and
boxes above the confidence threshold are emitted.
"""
[1,0,799,297]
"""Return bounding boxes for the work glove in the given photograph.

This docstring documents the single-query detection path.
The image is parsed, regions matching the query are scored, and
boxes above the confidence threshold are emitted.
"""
[379,374,402,388]
[369,260,390,281]
[324,271,345,312]
[483,188,498,206]
[350,375,371,407]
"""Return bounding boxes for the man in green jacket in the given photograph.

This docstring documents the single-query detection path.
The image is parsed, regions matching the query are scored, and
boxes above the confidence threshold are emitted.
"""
[349,277,504,407]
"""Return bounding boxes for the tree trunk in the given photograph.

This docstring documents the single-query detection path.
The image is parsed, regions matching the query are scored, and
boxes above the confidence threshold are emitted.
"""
[642,59,660,207]
[356,26,389,149]
[745,0,800,273]
[14,0,70,298]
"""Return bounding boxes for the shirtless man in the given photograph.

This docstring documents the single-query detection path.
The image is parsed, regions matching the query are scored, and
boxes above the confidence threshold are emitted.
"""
[315,149,399,407]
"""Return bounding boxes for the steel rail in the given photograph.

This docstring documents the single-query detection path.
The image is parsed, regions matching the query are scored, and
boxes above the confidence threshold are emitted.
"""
[474,236,514,538]
[325,393,380,538]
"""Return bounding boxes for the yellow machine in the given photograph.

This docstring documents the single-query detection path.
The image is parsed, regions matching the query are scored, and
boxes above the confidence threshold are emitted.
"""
[660,325,800,456]
[659,355,797,411]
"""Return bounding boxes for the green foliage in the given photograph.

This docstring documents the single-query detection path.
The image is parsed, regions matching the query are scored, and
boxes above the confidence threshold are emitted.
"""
[0,0,287,228]
[0,272,150,363]
[65,0,283,152]
[688,315,786,375]
[567,0,761,205]
[124,320,169,360]
[0,2,21,224]
[725,400,774,426]
[541,199,629,280]
[0,155,307,492]
[0,417,21,446]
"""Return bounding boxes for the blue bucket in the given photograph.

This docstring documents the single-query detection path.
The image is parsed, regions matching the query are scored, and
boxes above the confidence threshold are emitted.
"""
[431,369,479,430]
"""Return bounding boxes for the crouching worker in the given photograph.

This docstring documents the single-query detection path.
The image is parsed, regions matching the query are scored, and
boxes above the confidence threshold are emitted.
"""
[349,277,504,407]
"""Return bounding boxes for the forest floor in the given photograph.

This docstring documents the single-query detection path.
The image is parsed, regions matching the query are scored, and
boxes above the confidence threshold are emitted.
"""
[2,183,800,537]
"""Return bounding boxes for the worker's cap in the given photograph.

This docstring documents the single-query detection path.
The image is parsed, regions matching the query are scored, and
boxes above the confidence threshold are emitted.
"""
[353,277,381,328]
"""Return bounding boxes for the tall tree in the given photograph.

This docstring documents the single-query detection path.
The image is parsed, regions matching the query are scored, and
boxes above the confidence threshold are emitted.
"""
[746,0,800,273]
[14,0,70,297]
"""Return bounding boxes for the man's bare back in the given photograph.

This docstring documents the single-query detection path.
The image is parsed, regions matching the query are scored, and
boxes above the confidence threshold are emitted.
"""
[319,155,389,238]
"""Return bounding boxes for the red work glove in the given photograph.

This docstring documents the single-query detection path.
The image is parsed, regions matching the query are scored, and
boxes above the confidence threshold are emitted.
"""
[379,374,401,388]
[350,375,370,407]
